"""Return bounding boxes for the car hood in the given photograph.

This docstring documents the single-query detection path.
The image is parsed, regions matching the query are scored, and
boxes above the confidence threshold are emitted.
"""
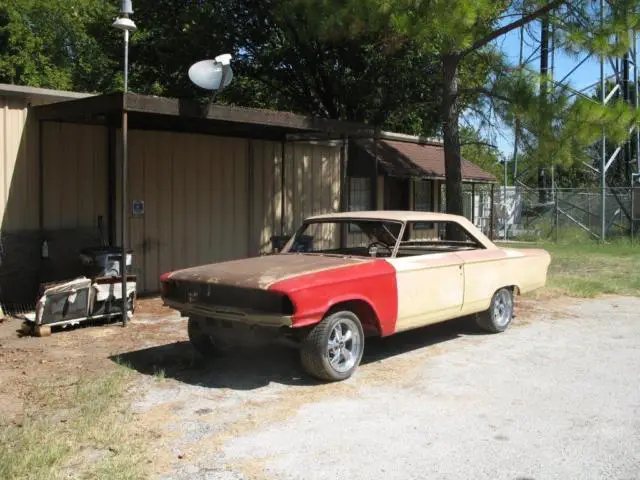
[164,254,372,290]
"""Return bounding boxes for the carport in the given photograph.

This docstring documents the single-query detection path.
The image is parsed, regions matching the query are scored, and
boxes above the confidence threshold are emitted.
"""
[32,92,374,296]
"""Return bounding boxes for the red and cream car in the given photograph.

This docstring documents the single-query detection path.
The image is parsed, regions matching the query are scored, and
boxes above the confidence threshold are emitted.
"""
[160,211,551,382]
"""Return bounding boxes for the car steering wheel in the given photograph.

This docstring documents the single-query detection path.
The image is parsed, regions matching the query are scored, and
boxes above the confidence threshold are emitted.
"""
[368,241,392,256]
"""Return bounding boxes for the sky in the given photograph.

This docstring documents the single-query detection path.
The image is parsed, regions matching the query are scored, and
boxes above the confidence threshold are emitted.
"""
[487,20,616,159]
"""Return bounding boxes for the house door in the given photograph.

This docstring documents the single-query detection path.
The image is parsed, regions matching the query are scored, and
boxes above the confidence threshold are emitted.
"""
[384,177,409,210]
[116,130,250,293]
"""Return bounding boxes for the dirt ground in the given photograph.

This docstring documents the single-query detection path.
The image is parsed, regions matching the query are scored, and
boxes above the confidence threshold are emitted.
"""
[1,294,639,479]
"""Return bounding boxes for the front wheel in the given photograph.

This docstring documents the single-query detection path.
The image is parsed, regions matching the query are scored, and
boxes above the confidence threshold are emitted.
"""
[300,310,365,382]
[187,317,230,359]
[476,287,514,333]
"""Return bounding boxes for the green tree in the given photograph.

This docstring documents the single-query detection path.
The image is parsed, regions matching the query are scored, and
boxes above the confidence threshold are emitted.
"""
[0,0,120,92]
[224,1,443,132]
[294,0,640,223]
[460,126,505,184]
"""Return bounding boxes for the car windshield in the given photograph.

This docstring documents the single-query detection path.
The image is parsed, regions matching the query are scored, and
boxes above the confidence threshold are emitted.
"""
[283,219,403,258]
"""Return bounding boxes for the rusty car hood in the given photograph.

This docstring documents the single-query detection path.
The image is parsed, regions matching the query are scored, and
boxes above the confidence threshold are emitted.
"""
[165,254,372,290]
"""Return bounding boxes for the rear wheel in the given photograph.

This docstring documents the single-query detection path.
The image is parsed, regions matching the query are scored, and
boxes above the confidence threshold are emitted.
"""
[476,287,514,333]
[187,317,230,359]
[300,310,364,382]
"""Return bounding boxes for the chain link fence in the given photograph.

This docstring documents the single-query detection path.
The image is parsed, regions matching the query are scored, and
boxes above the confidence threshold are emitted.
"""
[448,184,640,242]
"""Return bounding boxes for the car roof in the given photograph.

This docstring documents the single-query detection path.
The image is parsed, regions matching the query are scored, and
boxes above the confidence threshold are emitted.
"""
[304,210,466,223]
[303,210,498,250]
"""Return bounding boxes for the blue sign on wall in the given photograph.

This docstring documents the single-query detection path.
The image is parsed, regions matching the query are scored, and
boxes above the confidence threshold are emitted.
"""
[132,200,145,215]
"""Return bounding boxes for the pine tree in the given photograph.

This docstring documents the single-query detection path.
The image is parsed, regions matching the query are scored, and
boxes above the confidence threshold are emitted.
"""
[296,0,640,221]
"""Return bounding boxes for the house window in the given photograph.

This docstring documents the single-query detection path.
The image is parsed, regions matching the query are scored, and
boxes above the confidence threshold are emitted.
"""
[348,177,372,232]
[349,177,372,212]
[413,180,433,211]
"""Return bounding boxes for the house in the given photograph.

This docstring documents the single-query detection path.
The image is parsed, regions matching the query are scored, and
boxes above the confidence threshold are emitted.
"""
[347,134,496,213]
[0,84,496,311]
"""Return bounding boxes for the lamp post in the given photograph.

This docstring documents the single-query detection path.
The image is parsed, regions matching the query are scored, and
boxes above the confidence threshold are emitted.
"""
[112,0,137,326]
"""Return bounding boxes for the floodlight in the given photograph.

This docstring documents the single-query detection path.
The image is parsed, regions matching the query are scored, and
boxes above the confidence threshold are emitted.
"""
[112,0,137,31]
[188,55,234,92]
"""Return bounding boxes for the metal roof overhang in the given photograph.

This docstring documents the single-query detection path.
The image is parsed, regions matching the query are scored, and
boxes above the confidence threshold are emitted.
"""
[32,92,376,141]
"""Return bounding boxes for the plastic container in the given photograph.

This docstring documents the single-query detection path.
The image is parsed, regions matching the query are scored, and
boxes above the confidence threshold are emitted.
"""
[79,247,133,278]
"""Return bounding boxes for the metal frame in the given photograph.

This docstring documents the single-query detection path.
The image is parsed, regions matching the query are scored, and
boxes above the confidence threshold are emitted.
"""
[632,172,640,241]
[507,0,639,242]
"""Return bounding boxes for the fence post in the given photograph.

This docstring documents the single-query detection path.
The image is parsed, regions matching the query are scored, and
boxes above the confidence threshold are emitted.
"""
[632,185,636,242]
[555,188,559,243]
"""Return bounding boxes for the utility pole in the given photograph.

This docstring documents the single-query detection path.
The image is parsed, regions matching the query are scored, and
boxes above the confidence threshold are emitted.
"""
[538,13,550,205]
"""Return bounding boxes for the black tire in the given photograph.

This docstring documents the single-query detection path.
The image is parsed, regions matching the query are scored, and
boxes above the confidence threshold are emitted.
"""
[476,287,514,333]
[300,310,365,382]
[187,317,230,359]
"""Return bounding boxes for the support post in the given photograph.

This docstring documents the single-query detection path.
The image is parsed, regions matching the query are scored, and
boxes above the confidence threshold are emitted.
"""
[38,119,47,285]
[503,159,508,240]
[280,140,286,236]
[489,183,495,241]
[120,107,128,326]
[340,135,349,248]
[120,29,130,326]
[471,182,476,225]
[372,129,379,210]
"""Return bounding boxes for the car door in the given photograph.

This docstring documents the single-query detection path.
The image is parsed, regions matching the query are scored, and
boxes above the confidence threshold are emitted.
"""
[454,248,523,316]
[386,251,464,333]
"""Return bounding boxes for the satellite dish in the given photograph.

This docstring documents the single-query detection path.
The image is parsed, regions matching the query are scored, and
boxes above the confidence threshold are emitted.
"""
[188,56,233,91]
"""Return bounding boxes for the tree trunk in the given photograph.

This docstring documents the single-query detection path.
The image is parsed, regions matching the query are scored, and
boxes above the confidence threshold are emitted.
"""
[441,56,464,214]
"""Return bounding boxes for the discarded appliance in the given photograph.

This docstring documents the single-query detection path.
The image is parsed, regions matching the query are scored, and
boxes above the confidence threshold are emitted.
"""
[22,275,137,337]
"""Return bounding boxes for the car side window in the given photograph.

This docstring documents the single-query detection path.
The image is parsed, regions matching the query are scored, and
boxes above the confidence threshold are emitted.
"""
[395,220,484,257]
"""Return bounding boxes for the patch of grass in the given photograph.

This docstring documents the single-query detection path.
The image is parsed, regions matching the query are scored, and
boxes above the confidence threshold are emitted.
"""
[0,363,148,480]
[153,367,166,381]
[501,238,640,298]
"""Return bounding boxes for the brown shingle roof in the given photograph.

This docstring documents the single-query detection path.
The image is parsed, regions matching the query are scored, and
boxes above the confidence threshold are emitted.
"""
[355,139,497,183]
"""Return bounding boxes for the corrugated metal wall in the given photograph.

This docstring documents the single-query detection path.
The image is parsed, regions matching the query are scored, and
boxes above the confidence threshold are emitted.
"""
[118,135,342,292]
[0,105,109,233]
[116,130,251,293]
[41,122,108,229]
[0,96,39,231]
[1,104,343,296]
[250,140,283,255]
[283,142,342,233]
[283,142,342,250]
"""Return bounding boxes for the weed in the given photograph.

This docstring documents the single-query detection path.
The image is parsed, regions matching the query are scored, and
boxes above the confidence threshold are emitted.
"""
[0,364,147,480]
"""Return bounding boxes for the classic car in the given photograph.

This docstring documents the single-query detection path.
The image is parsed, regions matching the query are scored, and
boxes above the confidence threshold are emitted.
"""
[160,211,551,382]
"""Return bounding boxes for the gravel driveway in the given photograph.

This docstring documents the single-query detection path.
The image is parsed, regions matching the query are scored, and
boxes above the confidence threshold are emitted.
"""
[124,295,640,480]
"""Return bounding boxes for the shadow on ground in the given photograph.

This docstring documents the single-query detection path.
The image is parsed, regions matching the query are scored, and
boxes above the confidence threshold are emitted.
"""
[111,315,486,391]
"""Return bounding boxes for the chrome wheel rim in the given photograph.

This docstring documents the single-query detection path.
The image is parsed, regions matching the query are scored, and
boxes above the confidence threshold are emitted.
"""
[493,290,513,328]
[326,319,361,374]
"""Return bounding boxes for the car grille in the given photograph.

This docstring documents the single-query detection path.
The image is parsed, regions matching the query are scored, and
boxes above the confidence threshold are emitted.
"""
[163,281,294,315]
